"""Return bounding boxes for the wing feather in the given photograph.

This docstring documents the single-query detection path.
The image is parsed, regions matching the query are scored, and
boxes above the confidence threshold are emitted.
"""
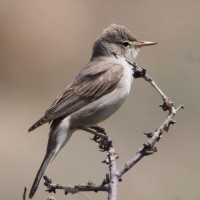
[29,60,123,132]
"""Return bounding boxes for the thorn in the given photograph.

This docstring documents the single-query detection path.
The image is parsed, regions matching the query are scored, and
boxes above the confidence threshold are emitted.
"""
[87,181,95,186]
[144,146,157,155]
[115,153,119,160]
[143,132,153,138]
[143,142,151,148]
[44,175,52,186]
[46,196,57,200]
[46,187,56,194]
[138,142,151,153]
[169,120,176,125]
[106,174,110,183]
[102,155,110,164]
[177,104,184,111]
[102,174,110,185]
[145,151,154,155]
[159,103,168,111]
[156,134,162,141]
[151,146,157,152]
[164,124,170,132]
[64,190,68,195]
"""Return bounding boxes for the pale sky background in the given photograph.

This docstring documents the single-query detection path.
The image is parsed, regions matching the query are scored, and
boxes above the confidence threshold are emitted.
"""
[0,0,199,200]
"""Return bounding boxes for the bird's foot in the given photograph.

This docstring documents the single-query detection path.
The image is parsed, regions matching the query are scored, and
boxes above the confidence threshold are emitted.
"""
[90,125,107,135]
[98,135,112,152]
[78,125,112,151]
[131,62,147,78]
[90,125,111,151]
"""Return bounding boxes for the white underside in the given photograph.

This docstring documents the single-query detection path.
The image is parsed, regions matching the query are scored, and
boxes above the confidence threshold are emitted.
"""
[53,57,134,151]
[54,117,73,154]
[70,57,133,127]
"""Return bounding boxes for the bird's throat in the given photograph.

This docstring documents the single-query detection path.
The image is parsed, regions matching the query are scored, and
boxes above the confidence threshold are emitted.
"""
[125,48,140,64]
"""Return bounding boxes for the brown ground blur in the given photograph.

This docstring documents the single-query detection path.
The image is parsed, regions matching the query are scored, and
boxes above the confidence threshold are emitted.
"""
[0,0,199,199]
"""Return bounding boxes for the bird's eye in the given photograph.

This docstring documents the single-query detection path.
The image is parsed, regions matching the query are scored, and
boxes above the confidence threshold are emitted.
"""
[122,41,129,47]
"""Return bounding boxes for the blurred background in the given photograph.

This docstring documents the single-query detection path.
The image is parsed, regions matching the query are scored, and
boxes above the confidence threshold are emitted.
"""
[0,0,199,199]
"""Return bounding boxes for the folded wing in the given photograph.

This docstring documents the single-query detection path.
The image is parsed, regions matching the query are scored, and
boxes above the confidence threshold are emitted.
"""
[29,61,123,132]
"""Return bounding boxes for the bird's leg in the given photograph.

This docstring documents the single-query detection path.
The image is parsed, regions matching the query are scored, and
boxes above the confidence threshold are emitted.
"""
[78,126,105,138]
[90,125,112,151]
[88,125,105,143]
[78,126,112,151]
[90,125,107,135]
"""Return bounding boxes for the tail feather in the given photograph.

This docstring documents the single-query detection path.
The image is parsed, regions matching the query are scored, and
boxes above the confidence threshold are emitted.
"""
[28,117,47,132]
[29,116,73,198]
[29,151,55,199]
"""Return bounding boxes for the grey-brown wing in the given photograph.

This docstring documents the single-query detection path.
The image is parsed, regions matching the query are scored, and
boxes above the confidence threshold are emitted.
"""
[28,64,123,132]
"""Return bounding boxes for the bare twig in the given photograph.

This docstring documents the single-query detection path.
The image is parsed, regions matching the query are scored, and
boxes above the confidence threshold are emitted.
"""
[42,63,183,200]
[117,104,183,177]
[23,187,27,200]
[43,175,109,195]
[115,62,184,176]
[107,147,119,200]
[132,62,170,102]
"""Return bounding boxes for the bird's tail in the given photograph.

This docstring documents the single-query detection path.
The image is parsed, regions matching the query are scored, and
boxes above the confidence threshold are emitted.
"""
[29,117,73,199]
[28,117,48,132]
[29,151,55,199]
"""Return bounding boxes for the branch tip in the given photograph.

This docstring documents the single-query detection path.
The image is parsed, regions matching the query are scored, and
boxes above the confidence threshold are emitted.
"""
[177,105,184,111]
[23,187,27,200]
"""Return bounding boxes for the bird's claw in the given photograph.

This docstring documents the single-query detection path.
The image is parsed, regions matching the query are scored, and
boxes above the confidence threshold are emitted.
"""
[98,135,112,151]
[90,125,107,135]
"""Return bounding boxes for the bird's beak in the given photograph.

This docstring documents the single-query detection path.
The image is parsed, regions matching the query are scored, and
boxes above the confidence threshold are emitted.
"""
[135,40,158,47]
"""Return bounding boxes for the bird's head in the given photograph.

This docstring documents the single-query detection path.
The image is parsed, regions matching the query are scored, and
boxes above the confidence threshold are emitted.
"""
[91,24,157,63]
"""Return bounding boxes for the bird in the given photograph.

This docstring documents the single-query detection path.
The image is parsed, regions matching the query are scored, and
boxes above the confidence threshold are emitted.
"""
[28,24,157,198]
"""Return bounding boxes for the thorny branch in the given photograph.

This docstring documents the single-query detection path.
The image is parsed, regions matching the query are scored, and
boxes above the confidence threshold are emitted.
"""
[41,63,183,200]
[43,175,109,194]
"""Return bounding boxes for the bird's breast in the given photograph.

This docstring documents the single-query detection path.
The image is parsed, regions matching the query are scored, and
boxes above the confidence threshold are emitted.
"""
[70,60,134,128]
[118,59,133,96]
